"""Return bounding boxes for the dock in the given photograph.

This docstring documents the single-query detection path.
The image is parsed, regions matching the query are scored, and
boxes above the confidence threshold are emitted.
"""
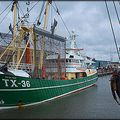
[97,68,113,77]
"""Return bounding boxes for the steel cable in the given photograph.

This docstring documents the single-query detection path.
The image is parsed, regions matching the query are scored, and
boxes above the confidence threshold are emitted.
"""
[53,1,71,37]
[17,3,25,16]
[0,1,12,16]
[0,9,11,25]
[105,0,120,61]
[113,1,120,24]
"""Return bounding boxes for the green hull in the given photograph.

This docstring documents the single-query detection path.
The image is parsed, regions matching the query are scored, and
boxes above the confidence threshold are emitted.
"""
[0,73,98,109]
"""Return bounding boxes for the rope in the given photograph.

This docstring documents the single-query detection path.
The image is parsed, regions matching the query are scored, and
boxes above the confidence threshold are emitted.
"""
[0,31,11,45]
[0,1,39,50]
[118,0,120,6]
[0,1,39,63]
[0,18,21,61]
[105,0,120,61]
[0,9,11,25]
[37,1,45,25]
[113,1,120,24]
[17,3,25,16]
[0,18,21,45]
[33,1,45,25]
[0,1,12,16]
[22,1,40,24]
[27,1,40,13]
[53,1,71,36]
[51,2,53,27]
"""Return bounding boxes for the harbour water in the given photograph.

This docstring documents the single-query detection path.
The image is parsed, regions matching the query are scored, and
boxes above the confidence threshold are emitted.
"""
[0,75,120,119]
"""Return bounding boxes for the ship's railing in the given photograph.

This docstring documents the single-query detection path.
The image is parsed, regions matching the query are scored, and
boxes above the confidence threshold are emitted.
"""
[0,61,34,73]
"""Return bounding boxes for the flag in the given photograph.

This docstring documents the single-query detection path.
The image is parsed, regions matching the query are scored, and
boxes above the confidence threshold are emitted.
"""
[51,19,58,34]
[9,23,13,34]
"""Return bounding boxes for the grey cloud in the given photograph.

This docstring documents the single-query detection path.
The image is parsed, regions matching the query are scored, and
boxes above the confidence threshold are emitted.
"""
[0,1,120,61]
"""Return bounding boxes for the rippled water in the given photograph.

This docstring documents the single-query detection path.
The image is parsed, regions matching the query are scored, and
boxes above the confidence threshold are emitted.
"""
[0,75,120,119]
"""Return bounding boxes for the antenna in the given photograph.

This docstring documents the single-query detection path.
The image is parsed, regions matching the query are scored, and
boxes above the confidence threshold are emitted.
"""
[71,30,78,40]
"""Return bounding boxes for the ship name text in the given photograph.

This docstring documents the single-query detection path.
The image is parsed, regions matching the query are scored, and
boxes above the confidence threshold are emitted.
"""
[2,79,31,88]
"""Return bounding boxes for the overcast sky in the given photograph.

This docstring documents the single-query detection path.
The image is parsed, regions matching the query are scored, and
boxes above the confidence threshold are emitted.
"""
[0,1,120,62]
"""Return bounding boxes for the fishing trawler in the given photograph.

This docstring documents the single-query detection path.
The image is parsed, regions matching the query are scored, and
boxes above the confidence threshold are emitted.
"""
[0,1,98,109]
[46,31,97,80]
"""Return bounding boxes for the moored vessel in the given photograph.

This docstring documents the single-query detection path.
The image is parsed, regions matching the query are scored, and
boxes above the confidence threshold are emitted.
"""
[0,1,98,109]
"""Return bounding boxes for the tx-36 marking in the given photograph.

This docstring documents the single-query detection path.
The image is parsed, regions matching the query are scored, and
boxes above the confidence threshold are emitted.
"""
[2,79,31,88]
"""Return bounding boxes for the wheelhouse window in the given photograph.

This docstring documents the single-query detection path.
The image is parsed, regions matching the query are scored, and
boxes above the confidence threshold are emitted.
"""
[69,55,74,58]
[66,59,68,63]
[76,60,79,63]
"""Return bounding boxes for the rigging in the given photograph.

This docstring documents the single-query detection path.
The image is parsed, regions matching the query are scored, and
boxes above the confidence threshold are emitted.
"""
[112,1,120,24]
[52,1,71,36]
[17,3,25,17]
[105,0,120,61]
[105,0,120,105]
[0,9,11,25]
[0,2,12,16]
[37,1,45,26]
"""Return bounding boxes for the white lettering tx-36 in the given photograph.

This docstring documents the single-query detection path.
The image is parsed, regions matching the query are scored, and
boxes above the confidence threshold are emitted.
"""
[2,79,31,88]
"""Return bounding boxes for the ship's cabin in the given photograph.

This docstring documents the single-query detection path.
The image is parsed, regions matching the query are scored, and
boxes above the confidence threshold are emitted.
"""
[65,72,87,80]
[66,59,83,64]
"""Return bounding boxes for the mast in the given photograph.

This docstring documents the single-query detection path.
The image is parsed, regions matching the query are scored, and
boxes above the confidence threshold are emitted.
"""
[69,31,78,55]
[39,0,51,77]
[25,1,31,65]
[70,31,76,49]
[12,0,17,64]
[0,1,17,61]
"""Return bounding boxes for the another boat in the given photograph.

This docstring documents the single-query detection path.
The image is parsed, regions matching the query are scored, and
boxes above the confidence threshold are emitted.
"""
[0,1,98,109]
